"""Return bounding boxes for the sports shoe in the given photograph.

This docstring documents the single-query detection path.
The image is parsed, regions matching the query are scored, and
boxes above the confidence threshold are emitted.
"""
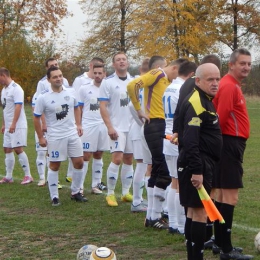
[213,244,243,255]
[150,218,169,229]
[204,238,215,250]
[37,179,46,187]
[71,192,88,202]
[91,186,102,195]
[0,177,14,184]
[168,227,184,235]
[97,182,107,190]
[220,249,253,260]
[131,202,147,213]
[66,176,72,183]
[106,194,118,207]
[21,176,33,185]
[144,218,151,227]
[141,199,148,207]
[58,182,62,189]
[52,197,60,206]
[121,193,133,202]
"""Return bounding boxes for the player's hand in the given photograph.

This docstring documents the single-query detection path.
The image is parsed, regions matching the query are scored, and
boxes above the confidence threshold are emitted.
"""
[1,125,5,134]
[191,174,203,189]
[137,109,150,123]
[9,123,16,133]
[77,125,83,137]
[170,133,178,145]
[108,127,118,140]
[39,136,47,147]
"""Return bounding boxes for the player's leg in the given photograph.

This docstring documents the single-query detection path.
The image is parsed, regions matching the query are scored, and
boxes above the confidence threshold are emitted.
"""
[12,128,33,185]
[91,151,103,194]
[0,131,15,183]
[69,135,87,202]
[66,158,73,183]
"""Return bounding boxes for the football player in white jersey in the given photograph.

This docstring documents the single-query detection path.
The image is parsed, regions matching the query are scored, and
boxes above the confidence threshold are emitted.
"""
[34,57,70,188]
[78,64,109,194]
[33,67,87,206]
[0,68,33,185]
[99,52,134,207]
[163,61,197,234]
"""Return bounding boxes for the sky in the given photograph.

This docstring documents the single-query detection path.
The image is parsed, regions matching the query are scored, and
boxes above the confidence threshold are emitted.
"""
[60,0,86,45]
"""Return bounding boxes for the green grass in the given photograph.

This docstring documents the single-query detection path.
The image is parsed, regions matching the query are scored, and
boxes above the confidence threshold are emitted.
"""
[0,98,260,260]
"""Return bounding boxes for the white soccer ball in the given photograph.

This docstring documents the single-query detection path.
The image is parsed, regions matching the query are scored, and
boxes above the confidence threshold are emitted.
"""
[90,247,117,260]
[254,232,260,252]
[77,244,98,260]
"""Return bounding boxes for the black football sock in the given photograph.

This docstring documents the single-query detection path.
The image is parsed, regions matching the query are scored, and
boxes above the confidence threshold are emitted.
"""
[221,203,234,253]
[214,201,222,248]
[206,217,213,241]
[191,221,206,260]
[185,217,193,260]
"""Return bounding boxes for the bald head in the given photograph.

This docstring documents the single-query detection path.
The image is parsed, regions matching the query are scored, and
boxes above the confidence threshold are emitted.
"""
[195,63,220,97]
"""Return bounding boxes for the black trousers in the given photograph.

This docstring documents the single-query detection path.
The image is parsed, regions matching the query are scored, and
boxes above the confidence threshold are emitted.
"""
[144,118,171,190]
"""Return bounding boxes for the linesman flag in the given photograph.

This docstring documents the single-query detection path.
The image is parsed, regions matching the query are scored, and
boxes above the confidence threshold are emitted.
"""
[198,185,225,223]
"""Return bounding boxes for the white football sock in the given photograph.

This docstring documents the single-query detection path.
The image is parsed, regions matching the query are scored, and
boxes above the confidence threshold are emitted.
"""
[151,186,166,220]
[121,163,133,195]
[5,152,15,179]
[176,192,186,233]
[71,168,83,195]
[80,161,89,190]
[146,187,154,220]
[47,169,59,200]
[167,187,177,229]
[133,162,146,206]
[67,157,73,178]
[107,162,120,195]
[36,151,46,180]
[92,158,103,187]
[18,152,31,177]
[162,184,170,214]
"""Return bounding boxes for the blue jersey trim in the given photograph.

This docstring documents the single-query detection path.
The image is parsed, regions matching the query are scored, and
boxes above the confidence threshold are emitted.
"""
[15,102,23,105]
[98,98,109,101]
[34,113,41,117]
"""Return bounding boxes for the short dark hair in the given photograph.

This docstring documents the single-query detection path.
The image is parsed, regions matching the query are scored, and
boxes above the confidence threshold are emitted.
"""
[169,58,188,67]
[45,57,57,67]
[200,54,221,69]
[93,64,105,71]
[90,57,105,64]
[0,67,10,77]
[178,61,197,77]
[230,48,251,63]
[149,56,165,70]
[47,66,60,79]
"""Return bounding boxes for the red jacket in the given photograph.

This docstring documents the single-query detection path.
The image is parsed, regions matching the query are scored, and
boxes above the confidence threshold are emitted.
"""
[213,74,250,139]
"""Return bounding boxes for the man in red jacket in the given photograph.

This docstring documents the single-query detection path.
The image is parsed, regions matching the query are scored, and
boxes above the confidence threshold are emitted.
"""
[213,48,253,260]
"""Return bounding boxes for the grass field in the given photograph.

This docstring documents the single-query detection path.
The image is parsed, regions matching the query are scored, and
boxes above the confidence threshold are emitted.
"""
[0,97,260,260]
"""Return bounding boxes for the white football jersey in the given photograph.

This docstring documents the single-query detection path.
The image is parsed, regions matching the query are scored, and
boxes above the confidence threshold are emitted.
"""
[98,72,133,132]
[1,81,27,128]
[36,75,69,97]
[78,81,103,128]
[163,77,184,156]
[72,72,92,93]
[34,87,79,141]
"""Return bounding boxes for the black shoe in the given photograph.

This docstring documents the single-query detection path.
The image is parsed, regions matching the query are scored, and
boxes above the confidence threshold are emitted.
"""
[168,227,184,235]
[213,244,243,255]
[71,192,88,202]
[220,249,253,260]
[52,197,60,206]
[97,182,107,191]
[144,218,151,227]
[204,238,215,250]
[150,218,169,229]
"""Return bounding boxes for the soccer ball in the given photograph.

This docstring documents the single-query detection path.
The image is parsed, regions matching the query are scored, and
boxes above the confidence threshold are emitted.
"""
[254,232,260,252]
[90,247,117,260]
[77,244,98,260]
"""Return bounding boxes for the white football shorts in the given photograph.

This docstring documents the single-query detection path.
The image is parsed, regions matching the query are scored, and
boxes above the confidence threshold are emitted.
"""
[3,128,27,148]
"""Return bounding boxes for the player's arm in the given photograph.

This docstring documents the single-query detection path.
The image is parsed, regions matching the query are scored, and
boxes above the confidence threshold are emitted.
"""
[9,103,22,133]
[1,111,5,134]
[99,100,118,140]
[74,105,83,137]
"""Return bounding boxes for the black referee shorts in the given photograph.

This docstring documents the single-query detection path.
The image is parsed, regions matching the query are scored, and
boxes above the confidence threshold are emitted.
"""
[213,135,246,189]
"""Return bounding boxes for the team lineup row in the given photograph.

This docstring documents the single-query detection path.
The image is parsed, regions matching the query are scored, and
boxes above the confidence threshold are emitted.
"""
[0,49,253,260]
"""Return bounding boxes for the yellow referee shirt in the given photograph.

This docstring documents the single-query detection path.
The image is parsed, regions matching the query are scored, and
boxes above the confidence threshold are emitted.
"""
[127,69,171,119]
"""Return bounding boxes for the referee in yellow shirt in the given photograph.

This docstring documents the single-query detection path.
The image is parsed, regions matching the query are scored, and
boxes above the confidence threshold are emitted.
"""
[127,57,186,228]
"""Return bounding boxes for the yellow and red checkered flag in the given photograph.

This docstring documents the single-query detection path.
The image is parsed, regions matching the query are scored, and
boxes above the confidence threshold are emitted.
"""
[198,185,225,223]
